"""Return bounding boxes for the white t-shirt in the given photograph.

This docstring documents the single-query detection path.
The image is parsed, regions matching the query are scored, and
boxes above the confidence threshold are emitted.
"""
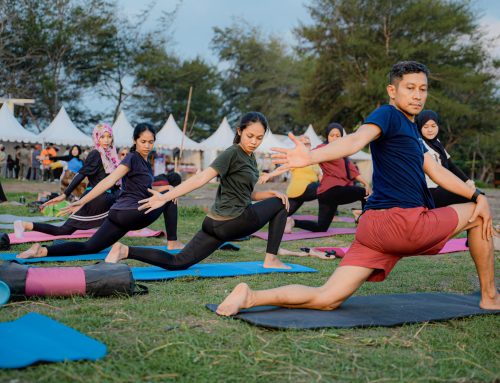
[423,140,450,188]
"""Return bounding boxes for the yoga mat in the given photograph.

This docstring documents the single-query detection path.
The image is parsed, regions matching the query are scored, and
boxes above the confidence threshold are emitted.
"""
[292,215,355,223]
[0,221,65,230]
[132,261,317,281]
[8,227,165,245]
[314,238,469,257]
[0,243,238,263]
[253,227,356,242]
[0,214,64,224]
[0,312,107,368]
[206,291,499,329]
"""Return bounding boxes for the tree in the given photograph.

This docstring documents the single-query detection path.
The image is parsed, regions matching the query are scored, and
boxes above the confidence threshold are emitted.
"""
[0,0,120,128]
[212,22,310,134]
[297,0,500,146]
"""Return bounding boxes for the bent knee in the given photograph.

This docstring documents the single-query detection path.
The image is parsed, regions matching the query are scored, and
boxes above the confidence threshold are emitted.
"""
[310,289,346,310]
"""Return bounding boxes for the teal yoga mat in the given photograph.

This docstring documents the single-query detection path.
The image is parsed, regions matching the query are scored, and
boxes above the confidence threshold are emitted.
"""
[132,261,317,281]
[0,243,239,264]
[0,312,107,368]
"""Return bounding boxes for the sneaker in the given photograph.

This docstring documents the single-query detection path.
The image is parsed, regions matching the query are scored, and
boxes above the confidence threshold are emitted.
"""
[13,220,25,238]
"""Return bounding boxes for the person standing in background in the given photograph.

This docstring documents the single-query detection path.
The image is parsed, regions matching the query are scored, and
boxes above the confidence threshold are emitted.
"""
[31,144,42,181]
[0,145,6,178]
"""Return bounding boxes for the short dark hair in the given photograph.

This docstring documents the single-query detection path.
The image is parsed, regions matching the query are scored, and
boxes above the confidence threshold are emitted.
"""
[389,61,429,85]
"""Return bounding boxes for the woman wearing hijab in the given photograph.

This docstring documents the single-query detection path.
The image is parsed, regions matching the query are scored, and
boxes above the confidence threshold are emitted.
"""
[416,110,474,207]
[14,123,122,237]
[287,123,371,232]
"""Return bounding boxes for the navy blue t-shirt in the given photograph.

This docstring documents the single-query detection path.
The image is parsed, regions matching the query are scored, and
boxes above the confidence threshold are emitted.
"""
[364,104,435,210]
[111,151,154,210]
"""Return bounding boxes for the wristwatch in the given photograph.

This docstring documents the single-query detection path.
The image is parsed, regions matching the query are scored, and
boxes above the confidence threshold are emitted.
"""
[470,189,485,203]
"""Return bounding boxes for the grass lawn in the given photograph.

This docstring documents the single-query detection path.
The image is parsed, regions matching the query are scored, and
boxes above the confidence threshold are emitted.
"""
[0,192,498,382]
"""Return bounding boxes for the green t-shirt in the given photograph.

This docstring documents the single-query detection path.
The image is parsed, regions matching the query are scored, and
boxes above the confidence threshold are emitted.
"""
[209,144,259,219]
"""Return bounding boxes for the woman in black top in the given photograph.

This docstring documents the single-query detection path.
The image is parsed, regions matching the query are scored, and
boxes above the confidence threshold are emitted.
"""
[17,123,181,259]
[14,124,121,237]
[416,110,474,207]
[105,112,291,270]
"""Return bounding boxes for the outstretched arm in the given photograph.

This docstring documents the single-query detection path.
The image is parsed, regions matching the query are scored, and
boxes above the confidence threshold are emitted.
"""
[257,166,290,184]
[138,167,218,213]
[272,124,381,168]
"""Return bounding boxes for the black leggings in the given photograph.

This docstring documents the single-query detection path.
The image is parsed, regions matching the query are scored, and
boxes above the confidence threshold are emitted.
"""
[294,185,366,232]
[430,187,469,208]
[128,197,287,270]
[287,182,319,216]
[32,221,78,236]
[43,201,177,256]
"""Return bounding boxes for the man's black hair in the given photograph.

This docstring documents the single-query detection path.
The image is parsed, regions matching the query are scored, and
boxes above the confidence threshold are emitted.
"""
[389,61,429,85]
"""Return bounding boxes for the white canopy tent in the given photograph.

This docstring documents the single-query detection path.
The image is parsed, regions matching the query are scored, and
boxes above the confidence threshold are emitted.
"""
[304,124,323,148]
[37,106,92,146]
[0,103,38,143]
[200,117,235,169]
[111,111,134,149]
[255,130,294,154]
[155,114,201,150]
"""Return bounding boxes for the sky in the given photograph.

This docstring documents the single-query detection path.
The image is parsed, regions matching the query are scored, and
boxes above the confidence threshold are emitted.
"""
[116,0,500,62]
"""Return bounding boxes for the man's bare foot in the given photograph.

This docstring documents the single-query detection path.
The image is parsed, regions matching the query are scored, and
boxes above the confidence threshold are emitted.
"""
[216,283,253,316]
[17,243,47,259]
[284,217,294,234]
[105,242,129,263]
[263,253,291,269]
[479,292,500,310]
[167,240,184,250]
[13,220,25,238]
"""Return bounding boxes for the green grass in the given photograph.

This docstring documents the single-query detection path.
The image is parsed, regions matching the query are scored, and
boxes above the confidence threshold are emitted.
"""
[0,193,499,382]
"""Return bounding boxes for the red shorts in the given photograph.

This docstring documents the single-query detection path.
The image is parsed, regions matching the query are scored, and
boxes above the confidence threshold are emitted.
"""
[339,206,459,282]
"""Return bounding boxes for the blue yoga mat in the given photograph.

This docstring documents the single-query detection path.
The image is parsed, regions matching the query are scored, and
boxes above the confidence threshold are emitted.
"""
[0,312,107,369]
[131,261,317,281]
[0,243,239,264]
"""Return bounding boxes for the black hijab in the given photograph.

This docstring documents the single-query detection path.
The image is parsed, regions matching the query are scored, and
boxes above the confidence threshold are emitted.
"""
[416,110,449,168]
[325,122,353,180]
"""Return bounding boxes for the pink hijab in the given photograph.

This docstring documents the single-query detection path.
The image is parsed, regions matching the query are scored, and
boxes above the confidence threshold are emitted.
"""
[92,123,120,174]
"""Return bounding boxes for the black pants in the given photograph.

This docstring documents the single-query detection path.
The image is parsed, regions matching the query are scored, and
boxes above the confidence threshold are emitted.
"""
[128,197,287,270]
[430,187,469,208]
[43,201,177,256]
[294,185,366,232]
[287,182,319,216]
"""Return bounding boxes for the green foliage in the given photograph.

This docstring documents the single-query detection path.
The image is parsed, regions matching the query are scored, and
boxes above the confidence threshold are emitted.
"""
[297,0,500,142]
[212,22,311,134]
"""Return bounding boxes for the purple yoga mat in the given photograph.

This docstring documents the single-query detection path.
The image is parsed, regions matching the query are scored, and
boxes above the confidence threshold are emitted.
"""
[315,238,468,256]
[253,227,357,241]
[292,215,355,223]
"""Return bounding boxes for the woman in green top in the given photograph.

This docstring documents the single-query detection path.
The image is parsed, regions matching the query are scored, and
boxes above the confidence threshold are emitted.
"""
[105,112,292,269]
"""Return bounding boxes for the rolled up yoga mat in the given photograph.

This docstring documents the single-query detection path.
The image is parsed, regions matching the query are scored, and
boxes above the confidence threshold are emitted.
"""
[0,261,147,299]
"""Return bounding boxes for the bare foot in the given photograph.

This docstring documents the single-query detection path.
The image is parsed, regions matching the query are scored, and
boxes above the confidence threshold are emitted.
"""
[216,283,253,316]
[263,253,291,269]
[284,217,294,234]
[17,243,47,259]
[352,209,362,224]
[105,242,129,263]
[278,248,308,257]
[167,240,184,250]
[479,292,500,310]
[13,220,25,238]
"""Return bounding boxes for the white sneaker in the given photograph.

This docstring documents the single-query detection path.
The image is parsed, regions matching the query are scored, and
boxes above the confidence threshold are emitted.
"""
[13,220,25,238]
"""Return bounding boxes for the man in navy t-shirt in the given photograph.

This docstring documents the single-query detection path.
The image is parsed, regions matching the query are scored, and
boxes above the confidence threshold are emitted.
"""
[217,61,499,316]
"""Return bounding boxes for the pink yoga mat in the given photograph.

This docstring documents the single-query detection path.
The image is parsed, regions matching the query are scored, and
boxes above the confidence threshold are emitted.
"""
[292,215,355,223]
[9,228,165,245]
[253,227,357,242]
[315,238,469,257]
[25,267,86,296]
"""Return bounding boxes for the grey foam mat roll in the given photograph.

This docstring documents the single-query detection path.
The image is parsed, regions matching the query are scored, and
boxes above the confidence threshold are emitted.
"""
[207,291,499,329]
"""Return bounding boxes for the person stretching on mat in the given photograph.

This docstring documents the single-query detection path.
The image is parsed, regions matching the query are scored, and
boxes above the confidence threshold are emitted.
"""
[284,123,371,233]
[258,135,322,220]
[216,61,499,315]
[416,109,475,207]
[14,124,121,238]
[104,111,291,270]
[17,123,183,259]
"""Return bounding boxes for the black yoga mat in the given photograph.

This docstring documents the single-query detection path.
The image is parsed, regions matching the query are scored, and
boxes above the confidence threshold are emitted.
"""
[206,291,499,329]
